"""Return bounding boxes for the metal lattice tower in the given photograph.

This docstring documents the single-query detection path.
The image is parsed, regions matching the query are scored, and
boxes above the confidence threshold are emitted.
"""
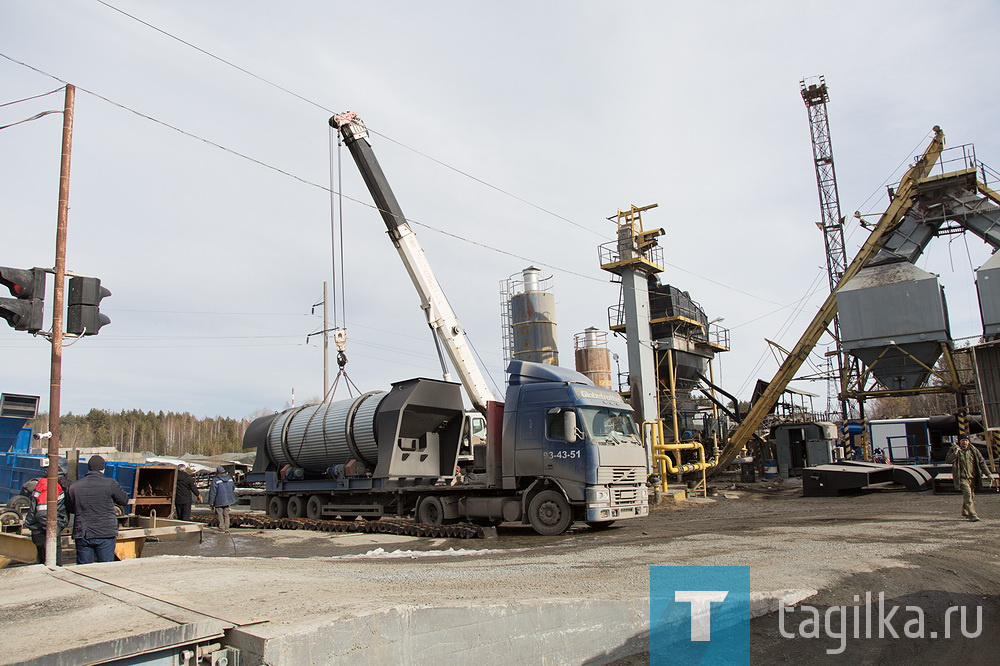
[801,76,851,418]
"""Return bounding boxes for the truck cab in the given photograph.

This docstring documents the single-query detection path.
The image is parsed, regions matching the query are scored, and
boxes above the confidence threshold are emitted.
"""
[501,361,648,531]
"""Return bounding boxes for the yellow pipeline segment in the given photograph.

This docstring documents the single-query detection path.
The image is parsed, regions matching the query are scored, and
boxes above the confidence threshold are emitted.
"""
[645,419,714,495]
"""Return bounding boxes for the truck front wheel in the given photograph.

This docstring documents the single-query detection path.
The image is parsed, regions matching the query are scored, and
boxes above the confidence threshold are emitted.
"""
[528,490,572,536]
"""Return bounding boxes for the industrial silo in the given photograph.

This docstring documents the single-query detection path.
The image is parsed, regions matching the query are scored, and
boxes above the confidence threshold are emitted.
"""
[976,251,1000,341]
[574,327,613,389]
[836,261,951,390]
[505,267,559,365]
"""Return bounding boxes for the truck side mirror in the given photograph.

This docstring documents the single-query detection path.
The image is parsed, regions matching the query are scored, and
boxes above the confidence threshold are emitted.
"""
[563,411,577,444]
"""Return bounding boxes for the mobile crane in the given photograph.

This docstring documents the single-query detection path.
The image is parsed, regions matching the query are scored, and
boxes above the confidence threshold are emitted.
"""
[242,113,648,535]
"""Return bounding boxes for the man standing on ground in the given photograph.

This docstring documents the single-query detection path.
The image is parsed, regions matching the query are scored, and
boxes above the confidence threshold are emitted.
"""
[174,464,202,521]
[66,455,128,564]
[23,463,68,566]
[208,466,236,532]
[946,436,992,522]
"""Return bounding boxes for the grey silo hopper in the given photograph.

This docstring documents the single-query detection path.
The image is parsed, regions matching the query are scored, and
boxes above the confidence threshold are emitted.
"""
[976,252,1000,341]
[836,261,950,390]
[648,283,709,381]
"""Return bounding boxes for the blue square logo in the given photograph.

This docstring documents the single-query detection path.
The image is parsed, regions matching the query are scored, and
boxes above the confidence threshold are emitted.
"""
[650,566,752,665]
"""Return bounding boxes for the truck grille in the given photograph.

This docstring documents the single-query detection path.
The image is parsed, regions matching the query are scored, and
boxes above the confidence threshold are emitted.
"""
[612,487,639,504]
[597,467,639,484]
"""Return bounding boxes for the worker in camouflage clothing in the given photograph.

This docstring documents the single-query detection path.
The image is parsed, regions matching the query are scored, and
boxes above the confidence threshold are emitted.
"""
[946,436,992,522]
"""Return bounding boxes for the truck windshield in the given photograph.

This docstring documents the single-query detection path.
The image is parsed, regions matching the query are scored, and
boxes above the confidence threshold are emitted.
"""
[579,407,638,444]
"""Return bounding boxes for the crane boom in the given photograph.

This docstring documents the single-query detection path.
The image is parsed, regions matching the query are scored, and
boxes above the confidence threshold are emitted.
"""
[715,126,946,471]
[329,112,499,414]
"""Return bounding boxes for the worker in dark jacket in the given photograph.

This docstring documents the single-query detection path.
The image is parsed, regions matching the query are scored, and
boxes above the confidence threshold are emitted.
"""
[174,464,202,521]
[946,436,992,522]
[66,455,128,564]
[23,474,69,566]
[207,466,237,532]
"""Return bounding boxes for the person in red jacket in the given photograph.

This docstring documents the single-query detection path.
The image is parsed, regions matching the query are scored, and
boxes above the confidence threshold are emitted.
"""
[23,475,68,566]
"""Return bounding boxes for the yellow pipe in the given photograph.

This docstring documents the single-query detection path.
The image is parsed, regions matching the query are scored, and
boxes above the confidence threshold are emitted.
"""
[650,435,713,494]
[645,419,716,495]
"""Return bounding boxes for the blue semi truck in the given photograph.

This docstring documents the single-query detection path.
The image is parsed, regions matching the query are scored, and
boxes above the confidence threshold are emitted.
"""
[245,361,648,535]
[242,114,649,535]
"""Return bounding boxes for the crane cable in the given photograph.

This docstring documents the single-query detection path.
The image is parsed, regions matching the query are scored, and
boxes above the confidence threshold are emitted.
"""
[322,127,360,401]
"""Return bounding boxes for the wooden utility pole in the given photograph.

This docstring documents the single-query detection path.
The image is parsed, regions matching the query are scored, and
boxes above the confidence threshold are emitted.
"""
[45,84,74,567]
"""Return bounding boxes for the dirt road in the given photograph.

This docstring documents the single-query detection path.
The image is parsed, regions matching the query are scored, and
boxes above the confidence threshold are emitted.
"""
[140,480,999,663]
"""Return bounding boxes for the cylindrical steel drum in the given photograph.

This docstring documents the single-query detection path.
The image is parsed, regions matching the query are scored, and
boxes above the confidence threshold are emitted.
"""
[574,327,612,389]
[266,391,387,472]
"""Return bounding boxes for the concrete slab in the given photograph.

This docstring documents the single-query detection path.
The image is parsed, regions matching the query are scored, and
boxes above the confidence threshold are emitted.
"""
[0,564,227,664]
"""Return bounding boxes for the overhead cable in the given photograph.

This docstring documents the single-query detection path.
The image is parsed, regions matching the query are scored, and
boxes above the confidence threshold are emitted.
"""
[94,0,608,239]
[0,109,61,130]
[0,52,802,312]
[0,86,64,108]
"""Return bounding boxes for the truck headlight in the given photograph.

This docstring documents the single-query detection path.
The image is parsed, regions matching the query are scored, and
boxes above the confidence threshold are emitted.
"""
[586,487,611,504]
[639,485,649,503]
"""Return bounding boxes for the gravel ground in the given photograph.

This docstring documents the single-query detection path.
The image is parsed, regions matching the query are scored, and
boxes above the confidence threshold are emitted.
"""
[5,478,998,664]
[142,478,1000,663]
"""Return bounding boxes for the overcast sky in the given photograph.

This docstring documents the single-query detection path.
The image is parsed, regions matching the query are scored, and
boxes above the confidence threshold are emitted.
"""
[2,1,998,420]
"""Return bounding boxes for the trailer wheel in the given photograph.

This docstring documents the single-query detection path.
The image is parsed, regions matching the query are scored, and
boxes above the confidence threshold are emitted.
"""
[306,495,325,521]
[528,490,572,536]
[0,510,21,527]
[5,495,29,513]
[267,495,288,519]
[286,495,305,519]
[416,496,445,525]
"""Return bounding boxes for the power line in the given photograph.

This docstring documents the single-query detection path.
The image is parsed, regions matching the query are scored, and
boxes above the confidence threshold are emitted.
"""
[0,53,609,281]
[370,129,608,239]
[0,109,61,130]
[95,0,333,115]
[0,86,63,108]
[0,52,795,315]
[94,0,609,239]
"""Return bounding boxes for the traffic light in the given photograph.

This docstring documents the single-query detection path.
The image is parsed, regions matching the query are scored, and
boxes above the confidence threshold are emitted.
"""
[0,266,46,332]
[67,276,111,336]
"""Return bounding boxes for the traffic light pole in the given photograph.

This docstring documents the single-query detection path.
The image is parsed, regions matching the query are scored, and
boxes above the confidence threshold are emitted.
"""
[45,84,73,567]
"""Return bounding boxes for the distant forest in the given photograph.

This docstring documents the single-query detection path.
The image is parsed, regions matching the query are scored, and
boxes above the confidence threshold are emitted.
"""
[28,409,264,457]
